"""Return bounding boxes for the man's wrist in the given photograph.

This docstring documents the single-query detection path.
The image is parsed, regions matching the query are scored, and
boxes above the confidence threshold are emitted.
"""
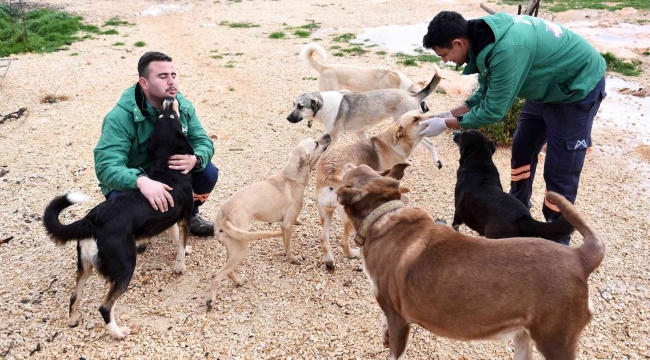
[193,155,203,170]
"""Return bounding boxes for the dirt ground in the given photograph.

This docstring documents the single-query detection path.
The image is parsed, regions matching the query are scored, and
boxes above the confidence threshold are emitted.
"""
[0,0,649,359]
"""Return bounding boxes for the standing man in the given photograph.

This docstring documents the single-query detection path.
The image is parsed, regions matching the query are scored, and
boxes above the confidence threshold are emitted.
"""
[94,51,218,237]
[418,11,606,244]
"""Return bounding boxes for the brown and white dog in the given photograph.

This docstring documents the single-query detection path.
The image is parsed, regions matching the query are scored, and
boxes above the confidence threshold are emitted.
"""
[336,163,606,360]
[314,110,429,269]
[207,134,331,309]
[300,43,418,93]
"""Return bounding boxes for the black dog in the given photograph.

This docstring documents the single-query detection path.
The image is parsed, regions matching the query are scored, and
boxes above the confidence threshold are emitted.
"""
[43,97,194,339]
[451,130,573,241]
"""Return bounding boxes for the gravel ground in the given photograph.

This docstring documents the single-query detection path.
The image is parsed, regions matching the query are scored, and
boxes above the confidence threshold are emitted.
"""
[0,1,649,359]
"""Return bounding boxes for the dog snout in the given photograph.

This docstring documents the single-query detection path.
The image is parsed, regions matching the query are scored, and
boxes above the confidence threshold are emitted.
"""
[287,112,303,123]
[452,131,462,144]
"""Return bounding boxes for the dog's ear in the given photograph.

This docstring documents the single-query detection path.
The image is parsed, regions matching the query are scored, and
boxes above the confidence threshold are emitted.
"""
[336,186,363,206]
[311,96,323,115]
[343,163,357,176]
[488,140,497,154]
[380,163,410,180]
[393,125,404,143]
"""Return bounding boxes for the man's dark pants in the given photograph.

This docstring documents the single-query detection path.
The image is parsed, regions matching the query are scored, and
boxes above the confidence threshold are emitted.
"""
[509,77,606,245]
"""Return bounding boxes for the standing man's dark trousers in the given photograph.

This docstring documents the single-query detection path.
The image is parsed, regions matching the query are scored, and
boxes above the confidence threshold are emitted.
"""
[106,162,219,237]
[509,77,606,245]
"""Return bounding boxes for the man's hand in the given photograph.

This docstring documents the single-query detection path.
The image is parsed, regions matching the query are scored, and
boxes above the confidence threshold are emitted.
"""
[168,154,197,175]
[136,176,174,212]
[418,117,449,137]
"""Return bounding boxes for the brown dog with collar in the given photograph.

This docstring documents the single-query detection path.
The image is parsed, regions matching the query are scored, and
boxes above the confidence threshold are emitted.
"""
[336,163,606,360]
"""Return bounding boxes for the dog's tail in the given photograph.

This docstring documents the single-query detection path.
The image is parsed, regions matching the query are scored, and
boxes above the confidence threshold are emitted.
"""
[416,63,442,102]
[300,43,327,73]
[221,220,283,242]
[546,192,606,275]
[521,214,575,243]
[43,193,94,245]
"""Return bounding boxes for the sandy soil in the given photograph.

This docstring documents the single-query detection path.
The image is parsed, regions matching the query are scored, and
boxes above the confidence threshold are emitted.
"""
[0,0,649,359]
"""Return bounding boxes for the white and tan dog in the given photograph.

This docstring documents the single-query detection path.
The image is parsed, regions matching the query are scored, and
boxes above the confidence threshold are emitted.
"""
[287,63,443,168]
[300,43,417,92]
[207,134,331,309]
[314,110,433,269]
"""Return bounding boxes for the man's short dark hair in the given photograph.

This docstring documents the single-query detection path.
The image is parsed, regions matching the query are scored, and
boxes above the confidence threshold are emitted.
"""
[423,11,469,49]
[138,52,172,78]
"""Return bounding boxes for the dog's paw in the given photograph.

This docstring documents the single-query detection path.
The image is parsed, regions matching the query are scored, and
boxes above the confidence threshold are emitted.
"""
[174,262,187,274]
[107,324,132,340]
[287,254,303,265]
[184,245,192,255]
[345,248,361,259]
[323,253,335,270]
[436,160,443,169]
[68,315,80,328]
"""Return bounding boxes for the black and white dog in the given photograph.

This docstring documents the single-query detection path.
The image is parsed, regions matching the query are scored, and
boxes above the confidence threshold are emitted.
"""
[451,130,574,241]
[43,97,195,339]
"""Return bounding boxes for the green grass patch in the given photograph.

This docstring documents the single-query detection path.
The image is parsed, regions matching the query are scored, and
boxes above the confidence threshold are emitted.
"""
[69,52,78,56]
[332,33,355,42]
[134,41,146,47]
[234,52,244,56]
[478,97,524,147]
[435,89,446,95]
[500,0,649,12]
[219,21,260,28]
[313,37,322,41]
[112,41,124,46]
[269,31,286,39]
[340,46,367,56]
[365,44,378,48]
[0,4,122,57]
[104,17,134,27]
[393,52,440,66]
[293,29,310,38]
[400,58,418,66]
[225,61,236,68]
[643,51,650,56]
[601,52,642,76]
[299,20,320,30]
[333,52,344,57]
[302,76,317,80]
[330,45,341,50]
[101,29,119,35]
[211,54,223,59]
[376,51,387,55]
[229,87,235,91]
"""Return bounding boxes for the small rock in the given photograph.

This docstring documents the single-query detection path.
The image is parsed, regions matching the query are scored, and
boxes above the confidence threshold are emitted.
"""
[86,322,95,330]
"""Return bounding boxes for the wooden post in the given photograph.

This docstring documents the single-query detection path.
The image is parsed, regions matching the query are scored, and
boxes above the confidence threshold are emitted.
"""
[480,3,497,15]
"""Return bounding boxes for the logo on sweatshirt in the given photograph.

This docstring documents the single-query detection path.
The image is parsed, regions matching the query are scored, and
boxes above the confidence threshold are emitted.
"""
[545,21,564,38]
[182,126,188,134]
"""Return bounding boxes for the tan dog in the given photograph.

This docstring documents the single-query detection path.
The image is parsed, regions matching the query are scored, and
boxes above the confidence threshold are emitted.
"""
[300,43,418,92]
[207,134,331,309]
[314,110,430,269]
[336,163,606,360]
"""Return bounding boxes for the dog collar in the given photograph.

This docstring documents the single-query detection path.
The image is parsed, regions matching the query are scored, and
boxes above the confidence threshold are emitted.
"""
[354,200,405,247]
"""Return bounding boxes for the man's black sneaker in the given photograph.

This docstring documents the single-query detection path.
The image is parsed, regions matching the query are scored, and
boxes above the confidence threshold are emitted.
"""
[189,214,214,237]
